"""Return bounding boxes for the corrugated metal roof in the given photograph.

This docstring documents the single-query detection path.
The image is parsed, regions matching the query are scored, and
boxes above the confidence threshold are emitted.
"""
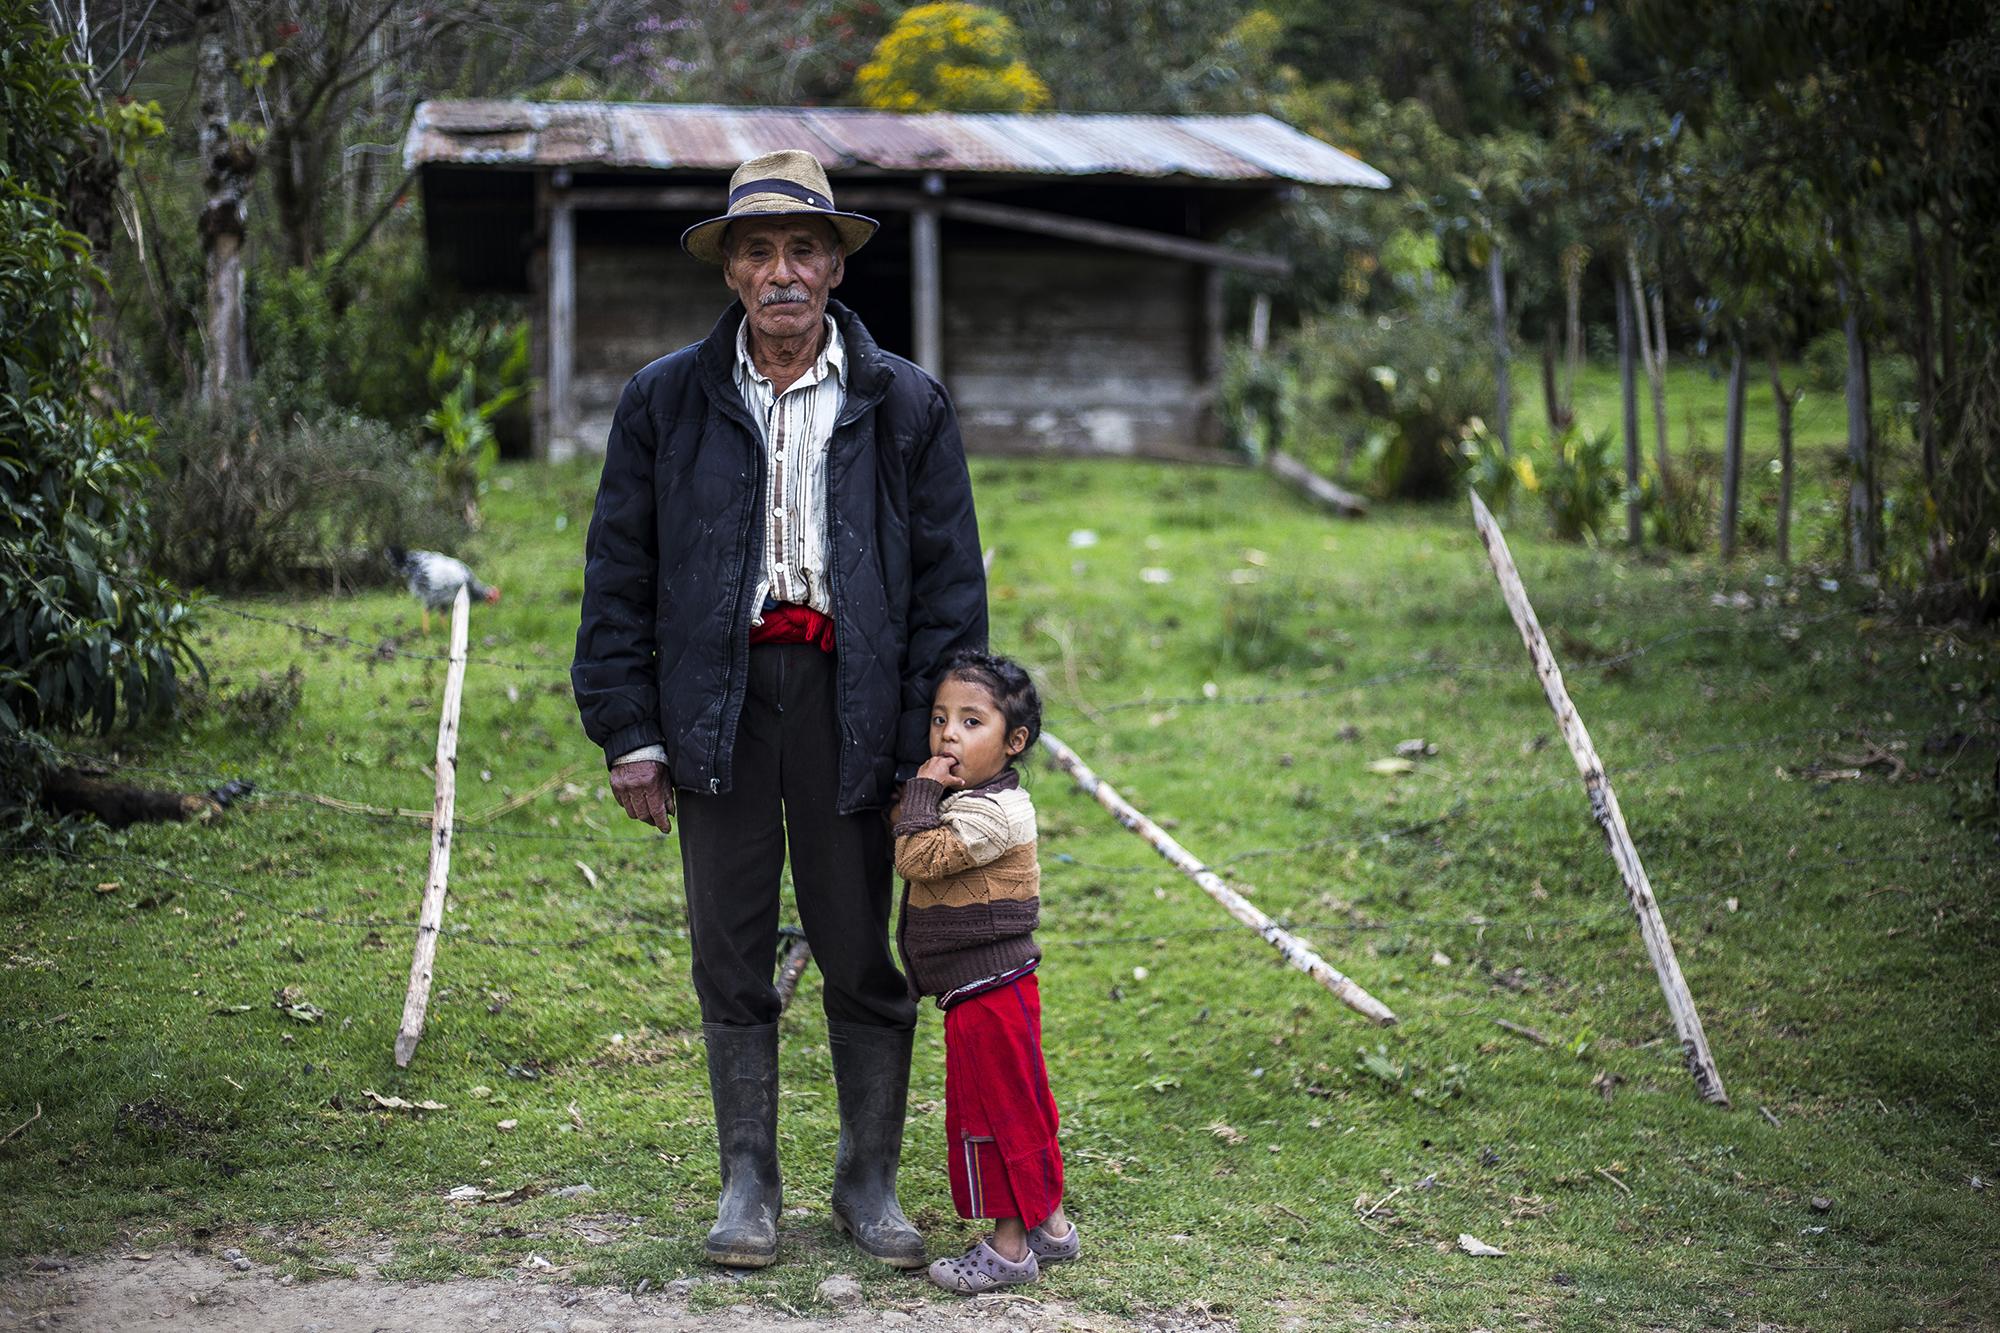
[404,101,1389,189]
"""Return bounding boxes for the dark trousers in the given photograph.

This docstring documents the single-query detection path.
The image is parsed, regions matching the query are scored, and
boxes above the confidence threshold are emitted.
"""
[676,643,917,1031]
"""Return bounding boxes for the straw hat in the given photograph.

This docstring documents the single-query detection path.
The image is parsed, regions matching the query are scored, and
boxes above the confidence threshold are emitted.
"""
[680,149,878,265]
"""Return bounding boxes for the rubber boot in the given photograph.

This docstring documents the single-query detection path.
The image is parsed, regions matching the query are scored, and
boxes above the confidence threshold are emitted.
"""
[827,1021,926,1268]
[702,1022,781,1267]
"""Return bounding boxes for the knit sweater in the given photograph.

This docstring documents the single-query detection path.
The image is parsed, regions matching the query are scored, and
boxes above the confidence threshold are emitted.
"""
[892,766,1040,1005]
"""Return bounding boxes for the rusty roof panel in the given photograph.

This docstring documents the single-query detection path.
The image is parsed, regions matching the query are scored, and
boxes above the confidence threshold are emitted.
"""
[801,110,1013,173]
[406,101,1388,188]
[1178,115,1390,189]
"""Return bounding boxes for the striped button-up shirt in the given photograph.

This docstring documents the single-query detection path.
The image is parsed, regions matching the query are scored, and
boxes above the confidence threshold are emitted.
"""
[734,313,845,621]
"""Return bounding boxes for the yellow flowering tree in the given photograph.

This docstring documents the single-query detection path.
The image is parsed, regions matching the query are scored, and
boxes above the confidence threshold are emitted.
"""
[855,3,1049,112]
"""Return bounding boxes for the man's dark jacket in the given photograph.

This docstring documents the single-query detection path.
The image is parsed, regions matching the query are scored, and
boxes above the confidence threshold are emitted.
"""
[572,299,987,815]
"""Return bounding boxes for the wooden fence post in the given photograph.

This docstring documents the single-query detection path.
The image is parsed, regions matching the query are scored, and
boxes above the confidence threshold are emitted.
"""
[775,931,814,1015]
[1468,489,1730,1106]
[1039,730,1396,1026]
[395,584,470,1068]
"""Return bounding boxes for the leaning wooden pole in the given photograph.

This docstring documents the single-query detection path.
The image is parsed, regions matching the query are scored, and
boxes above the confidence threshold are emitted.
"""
[1467,489,1730,1106]
[395,584,470,1068]
[775,932,814,1015]
[1038,730,1396,1026]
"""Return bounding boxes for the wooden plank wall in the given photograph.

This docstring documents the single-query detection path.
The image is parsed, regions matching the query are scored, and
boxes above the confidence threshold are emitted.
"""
[553,241,718,458]
[946,246,1209,457]
[551,238,1212,460]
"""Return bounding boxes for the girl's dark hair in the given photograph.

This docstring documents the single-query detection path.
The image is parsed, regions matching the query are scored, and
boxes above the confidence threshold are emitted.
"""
[940,648,1041,755]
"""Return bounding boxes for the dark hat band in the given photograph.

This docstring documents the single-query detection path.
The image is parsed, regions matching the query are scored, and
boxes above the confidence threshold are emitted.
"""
[728,177,832,210]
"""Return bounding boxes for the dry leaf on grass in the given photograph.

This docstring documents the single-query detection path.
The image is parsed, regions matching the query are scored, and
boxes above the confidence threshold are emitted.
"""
[1207,1121,1247,1145]
[362,1089,446,1112]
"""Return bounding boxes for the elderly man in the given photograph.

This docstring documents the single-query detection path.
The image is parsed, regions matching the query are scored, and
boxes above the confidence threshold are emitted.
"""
[573,150,987,1270]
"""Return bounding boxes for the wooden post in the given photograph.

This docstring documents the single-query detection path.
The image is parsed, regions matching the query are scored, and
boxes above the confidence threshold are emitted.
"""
[547,178,576,459]
[775,933,813,1015]
[1038,730,1396,1026]
[395,584,470,1068]
[1200,265,1226,382]
[912,172,943,376]
[1467,489,1730,1107]
[1249,292,1272,357]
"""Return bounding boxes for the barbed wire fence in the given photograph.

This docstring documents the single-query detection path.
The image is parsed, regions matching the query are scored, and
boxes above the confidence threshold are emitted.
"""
[9,562,1982,973]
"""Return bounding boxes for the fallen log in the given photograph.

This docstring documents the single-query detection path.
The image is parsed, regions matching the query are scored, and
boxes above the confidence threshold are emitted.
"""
[1468,488,1729,1107]
[1268,449,1368,518]
[1038,730,1395,1025]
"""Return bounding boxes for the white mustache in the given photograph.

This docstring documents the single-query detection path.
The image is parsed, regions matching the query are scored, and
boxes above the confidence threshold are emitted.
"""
[759,286,809,306]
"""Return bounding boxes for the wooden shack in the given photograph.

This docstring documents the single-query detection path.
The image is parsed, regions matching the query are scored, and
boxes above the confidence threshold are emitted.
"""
[402,101,1387,460]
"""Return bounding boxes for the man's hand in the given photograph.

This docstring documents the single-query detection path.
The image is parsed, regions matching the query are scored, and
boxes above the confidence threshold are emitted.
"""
[610,760,675,832]
[916,754,963,788]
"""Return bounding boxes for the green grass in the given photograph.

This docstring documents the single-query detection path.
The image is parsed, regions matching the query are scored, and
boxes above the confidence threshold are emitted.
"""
[1513,358,1880,564]
[2,454,1995,1330]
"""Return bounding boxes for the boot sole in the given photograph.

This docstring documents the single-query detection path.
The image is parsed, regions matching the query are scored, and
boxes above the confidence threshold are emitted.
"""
[705,1243,777,1268]
[832,1210,927,1269]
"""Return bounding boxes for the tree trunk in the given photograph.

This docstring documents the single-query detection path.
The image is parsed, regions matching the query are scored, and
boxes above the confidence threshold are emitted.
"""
[1616,271,1642,548]
[1908,210,1939,488]
[1626,243,1671,481]
[1489,240,1512,457]
[1836,262,1876,573]
[1766,348,1795,566]
[1542,320,1571,433]
[1563,245,1584,419]
[1651,281,1669,375]
[1719,338,1746,561]
[1939,207,1959,443]
[196,0,253,401]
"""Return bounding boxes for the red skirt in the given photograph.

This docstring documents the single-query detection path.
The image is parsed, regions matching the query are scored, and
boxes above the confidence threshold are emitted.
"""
[942,974,1064,1228]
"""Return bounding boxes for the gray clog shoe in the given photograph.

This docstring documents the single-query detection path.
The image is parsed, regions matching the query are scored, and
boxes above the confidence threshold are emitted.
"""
[927,1238,1039,1294]
[1028,1219,1079,1263]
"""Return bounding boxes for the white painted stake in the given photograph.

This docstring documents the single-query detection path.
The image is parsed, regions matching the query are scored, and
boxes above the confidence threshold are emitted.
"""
[396,584,470,1068]
[1038,730,1396,1026]
[1467,488,1730,1106]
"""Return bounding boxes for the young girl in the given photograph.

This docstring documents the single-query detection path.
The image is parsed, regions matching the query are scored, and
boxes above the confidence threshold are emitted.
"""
[892,649,1077,1293]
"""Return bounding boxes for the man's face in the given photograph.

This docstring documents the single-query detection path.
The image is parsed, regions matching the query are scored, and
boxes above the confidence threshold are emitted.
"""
[722,217,845,344]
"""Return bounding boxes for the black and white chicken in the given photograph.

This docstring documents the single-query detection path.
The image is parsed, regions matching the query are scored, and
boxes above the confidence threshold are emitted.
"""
[387,546,501,633]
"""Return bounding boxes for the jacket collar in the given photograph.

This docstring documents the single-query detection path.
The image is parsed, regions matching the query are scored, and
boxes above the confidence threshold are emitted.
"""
[697,299,893,433]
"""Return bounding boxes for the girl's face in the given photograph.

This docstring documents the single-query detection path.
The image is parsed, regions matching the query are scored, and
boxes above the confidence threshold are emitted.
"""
[928,676,1028,788]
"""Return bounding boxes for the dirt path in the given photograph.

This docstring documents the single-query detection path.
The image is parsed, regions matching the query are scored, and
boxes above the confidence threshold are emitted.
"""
[2,1249,1238,1333]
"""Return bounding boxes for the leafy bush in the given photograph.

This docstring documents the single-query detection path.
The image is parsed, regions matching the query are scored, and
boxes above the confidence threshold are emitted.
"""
[1257,294,1497,500]
[422,311,532,524]
[1533,427,1624,543]
[856,3,1050,111]
[2,2,201,834]
[148,398,471,591]
[1644,453,1715,554]
[1458,418,1524,510]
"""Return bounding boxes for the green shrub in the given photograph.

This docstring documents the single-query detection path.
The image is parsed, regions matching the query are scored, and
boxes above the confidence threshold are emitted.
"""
[1532,427,1624,543]
[149,397,471,591]
[1,1,200,833]
[1458,418,1520,509]
[1644,452,1715,554]
[422,311,532,524]
[1262,293,1496,500]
